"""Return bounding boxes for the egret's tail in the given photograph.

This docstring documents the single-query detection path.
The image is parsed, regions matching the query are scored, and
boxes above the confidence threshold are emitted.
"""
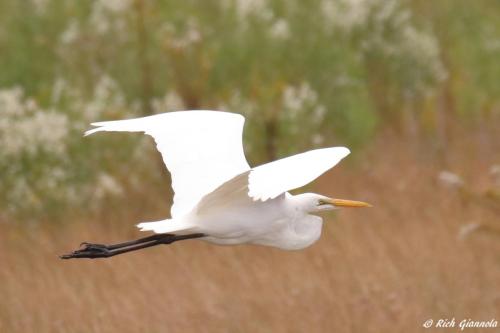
[137,219,196,234]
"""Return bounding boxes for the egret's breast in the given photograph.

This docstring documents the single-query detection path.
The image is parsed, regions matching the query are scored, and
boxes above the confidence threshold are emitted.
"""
[251,214,324,250]
[191,195,289,239]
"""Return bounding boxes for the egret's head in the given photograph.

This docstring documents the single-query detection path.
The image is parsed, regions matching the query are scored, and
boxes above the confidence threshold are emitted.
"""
[295,193,372,213]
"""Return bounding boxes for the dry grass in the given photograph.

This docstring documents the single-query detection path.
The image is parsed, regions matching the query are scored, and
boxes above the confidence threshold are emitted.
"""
[1,129,500,333]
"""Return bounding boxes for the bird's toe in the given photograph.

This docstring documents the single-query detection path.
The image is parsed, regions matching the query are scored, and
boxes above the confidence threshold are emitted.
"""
[60,244,111,259]
[80,242,107,250]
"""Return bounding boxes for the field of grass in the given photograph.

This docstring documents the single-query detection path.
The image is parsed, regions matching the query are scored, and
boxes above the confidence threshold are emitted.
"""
[1,128,499,333]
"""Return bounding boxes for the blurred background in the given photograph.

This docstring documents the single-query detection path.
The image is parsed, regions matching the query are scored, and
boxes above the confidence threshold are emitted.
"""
[1,0,499,332]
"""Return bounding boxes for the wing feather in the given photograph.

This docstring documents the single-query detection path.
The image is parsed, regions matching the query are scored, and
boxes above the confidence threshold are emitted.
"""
[248,147,350,201]
[197,147,351,213]
[85,111,250,217]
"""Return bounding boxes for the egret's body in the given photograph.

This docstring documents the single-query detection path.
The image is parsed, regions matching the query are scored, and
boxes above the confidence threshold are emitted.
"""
[179,193,323,250]
[62,111,370,259]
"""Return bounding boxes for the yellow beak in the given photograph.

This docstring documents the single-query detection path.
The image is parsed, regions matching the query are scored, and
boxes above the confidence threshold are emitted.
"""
[320,198,372,208]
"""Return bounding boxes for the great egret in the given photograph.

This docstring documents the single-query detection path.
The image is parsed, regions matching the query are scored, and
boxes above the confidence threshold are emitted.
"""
[61,111,371,259]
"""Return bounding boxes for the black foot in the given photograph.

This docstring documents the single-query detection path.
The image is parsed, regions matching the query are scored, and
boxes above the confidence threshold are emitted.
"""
[80,241,107,249]
[60,233,205,260]
[60,242,111,259]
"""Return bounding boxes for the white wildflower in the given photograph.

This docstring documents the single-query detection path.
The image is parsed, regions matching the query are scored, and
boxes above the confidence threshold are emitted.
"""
[321,0,336,27]
[159,22,176,36]
[312,134,324,145]
[90,4,110,35]
[0,87,25,116]
[458,223,481,240]
[0,79,135,217]
[391,8,411,29]
[31,0,50,15]
[281,82,326,144]
[438,171,464,189]
[373,0,398,24]
[483,38,500,51]
[100,0,132,13]
[168,20,202,50]
[94,75,120,102]
[89,0,131,35]
[94,173,124,199]
[0,87,69,157]
[233,0,269,19]
[490,165,500,188]
[400,25,447,83]
[323,0,446,92]
[334,74,357,87]
[60,20,80,44]
[31,111,69,155]
[218,91,257,117]
[2,111,69,157]
[313,105,326,122]
[282,85,302,114]
[322,0,400,32]
[490,165,500,175]
[151,91,185,113]
[64,187,80,206]
[269,19,291,40]
[322,0,371,32]
[51,78,67,104]
[80,75,126,122]
[283,82,320,117]
[223,0,273,25]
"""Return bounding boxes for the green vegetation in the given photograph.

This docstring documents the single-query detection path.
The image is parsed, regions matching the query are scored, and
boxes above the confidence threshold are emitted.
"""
[0,0,499,218]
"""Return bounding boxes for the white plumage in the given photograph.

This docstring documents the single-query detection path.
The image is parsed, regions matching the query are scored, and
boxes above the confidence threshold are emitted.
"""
[87,111,249,217]
[85,110,370,250]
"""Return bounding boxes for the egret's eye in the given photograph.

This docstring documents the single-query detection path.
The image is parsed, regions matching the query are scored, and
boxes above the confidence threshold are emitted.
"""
[317,199,328,206]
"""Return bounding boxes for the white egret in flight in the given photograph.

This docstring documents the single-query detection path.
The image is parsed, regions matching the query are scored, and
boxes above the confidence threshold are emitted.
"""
[62,111,371,259]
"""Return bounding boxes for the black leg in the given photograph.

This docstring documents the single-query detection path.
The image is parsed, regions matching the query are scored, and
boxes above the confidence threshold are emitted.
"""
[60,233,205,259]
[80,233,172,251]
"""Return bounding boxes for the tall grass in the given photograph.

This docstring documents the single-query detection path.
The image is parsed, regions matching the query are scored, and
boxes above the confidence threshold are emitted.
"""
[1,128,499,332]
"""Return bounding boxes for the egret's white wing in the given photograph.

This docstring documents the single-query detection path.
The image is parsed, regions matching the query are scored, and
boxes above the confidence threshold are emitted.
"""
[196,171,252,215]
[85,111,250,217]
[248,147,350,201]
[197,147,350,213]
